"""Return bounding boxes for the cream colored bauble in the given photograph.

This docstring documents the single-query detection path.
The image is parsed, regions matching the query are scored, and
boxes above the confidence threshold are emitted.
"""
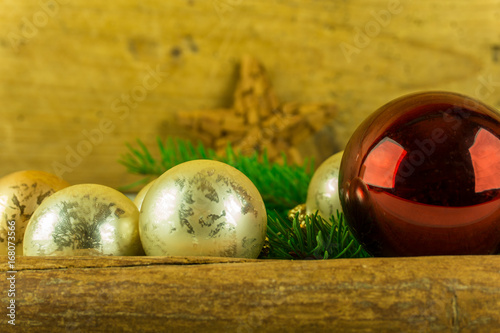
[0,170,70,255]
[23,184,143,256]
[133,180,156,211]
[140,160,267,258]
[306,151,343,219]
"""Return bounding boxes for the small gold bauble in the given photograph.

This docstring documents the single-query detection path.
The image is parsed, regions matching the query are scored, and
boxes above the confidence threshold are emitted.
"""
[288,203,307,229]
[140,160,267,258]
[0,170,70,255]
[23,184,143,256]
[306,151,343,219]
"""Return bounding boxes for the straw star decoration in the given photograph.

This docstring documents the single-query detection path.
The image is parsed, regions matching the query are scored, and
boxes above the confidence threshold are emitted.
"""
[176,56,337,164]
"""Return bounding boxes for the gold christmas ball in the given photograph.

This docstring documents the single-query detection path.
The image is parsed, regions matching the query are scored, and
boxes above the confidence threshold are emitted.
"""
[23,184,143,256]
[0,170,70,255]
[133,180,156,211]
[306,151,343,219]
[140,160,267,258]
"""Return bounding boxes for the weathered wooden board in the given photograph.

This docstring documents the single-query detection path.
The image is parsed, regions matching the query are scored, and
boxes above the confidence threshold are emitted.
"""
[1,255,500,332]
[1,0,500,188]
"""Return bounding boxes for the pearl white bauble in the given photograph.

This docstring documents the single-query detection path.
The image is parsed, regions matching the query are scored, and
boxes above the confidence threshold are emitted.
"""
[23,184,143,256]
[0,170,70,255]
[133,180,156,211]
[306,151,343,219]
[139,160,267,258]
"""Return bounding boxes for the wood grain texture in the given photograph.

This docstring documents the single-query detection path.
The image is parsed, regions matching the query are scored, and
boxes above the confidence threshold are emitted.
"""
[1,0,499,188]
[1,255,500,332]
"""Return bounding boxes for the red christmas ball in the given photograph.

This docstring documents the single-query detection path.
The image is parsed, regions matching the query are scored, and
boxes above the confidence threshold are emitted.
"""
[339,91,500,256]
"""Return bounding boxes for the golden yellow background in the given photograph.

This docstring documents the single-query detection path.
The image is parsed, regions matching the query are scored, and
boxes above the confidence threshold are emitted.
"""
[1,0,499,188]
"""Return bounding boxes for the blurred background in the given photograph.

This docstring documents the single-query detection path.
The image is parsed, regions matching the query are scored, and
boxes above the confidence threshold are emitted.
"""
[1,0,499,189]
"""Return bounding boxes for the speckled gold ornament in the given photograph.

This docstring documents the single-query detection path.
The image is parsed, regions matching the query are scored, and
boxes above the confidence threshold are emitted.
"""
[133,180,156,211]
[288,203,307,229]
[140,160,267,258]
[0,170,70,255]
[23,184,143,256]
[306,151,343,219]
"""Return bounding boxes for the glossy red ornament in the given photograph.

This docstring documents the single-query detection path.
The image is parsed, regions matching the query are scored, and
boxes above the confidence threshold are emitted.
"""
[339,91,500,256]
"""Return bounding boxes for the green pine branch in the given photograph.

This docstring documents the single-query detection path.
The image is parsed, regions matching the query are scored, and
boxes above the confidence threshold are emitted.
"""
[266,211,370,259]
[119,137,312,212]
[119,137,371,260]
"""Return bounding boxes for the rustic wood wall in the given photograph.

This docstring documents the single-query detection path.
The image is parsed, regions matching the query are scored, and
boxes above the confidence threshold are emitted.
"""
[1,0,499,188]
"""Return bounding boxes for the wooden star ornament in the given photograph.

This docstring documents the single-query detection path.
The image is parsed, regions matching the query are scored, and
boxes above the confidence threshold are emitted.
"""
[176,56,338,165]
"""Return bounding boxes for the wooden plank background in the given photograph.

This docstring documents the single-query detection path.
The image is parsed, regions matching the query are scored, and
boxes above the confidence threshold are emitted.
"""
[1,255,500,332]
[1,0,499,188]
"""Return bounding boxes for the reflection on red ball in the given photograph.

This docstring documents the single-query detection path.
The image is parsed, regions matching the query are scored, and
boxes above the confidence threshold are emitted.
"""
[339,91,500,256]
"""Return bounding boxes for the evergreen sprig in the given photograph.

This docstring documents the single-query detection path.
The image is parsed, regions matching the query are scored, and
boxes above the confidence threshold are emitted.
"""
[267,211,370,259]
[119,138,219,190]
[119,138,312,213]
[119,138,370,260]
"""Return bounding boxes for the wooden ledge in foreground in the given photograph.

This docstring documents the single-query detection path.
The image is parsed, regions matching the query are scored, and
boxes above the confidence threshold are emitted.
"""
[1,255,500,332]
